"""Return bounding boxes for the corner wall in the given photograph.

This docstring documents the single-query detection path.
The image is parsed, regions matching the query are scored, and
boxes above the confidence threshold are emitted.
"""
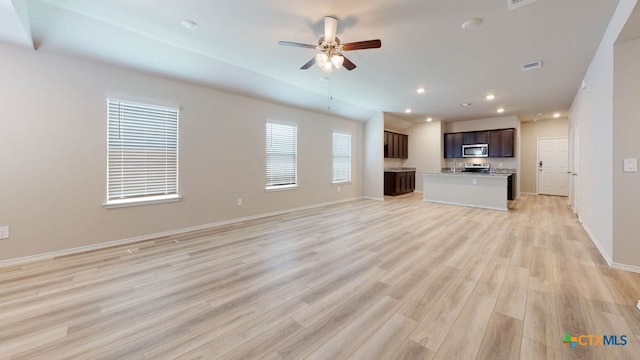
[0,43,364,262]
[403,120,443,192]
[363,112,384,200]
[613,36,640,269]
[569,0,638,266]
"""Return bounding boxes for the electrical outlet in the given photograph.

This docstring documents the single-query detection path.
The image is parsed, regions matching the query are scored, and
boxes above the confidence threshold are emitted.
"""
[237,198,242,206]
[0,226,9,240]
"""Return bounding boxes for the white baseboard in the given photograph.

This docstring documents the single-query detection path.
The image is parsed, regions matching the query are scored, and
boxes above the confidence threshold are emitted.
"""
[520,192,538,195]
[362,196,384,201]
[0,197,361,268]
[578,217,613,266]
[611,262,640,274]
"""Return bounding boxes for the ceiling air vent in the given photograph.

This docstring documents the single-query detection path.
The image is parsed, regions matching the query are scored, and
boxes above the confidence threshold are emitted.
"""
[508,0,540,11]
[522,60,543,71]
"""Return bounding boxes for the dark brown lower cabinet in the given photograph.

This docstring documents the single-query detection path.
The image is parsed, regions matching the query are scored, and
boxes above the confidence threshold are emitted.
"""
[384,171,416,196]
[507,174,516,200]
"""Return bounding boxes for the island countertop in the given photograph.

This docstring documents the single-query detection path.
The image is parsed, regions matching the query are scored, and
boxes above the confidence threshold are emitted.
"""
[422,172,508,211]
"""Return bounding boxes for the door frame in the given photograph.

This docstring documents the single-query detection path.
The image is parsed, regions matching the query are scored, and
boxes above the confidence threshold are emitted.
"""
[569,120,580,214]
[536,136,569,195]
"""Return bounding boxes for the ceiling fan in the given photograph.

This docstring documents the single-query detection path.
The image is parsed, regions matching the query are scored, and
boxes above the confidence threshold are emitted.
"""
[278,16,382,74]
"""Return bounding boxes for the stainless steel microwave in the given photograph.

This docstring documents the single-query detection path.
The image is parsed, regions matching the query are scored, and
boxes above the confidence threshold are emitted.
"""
[462,144,488,157]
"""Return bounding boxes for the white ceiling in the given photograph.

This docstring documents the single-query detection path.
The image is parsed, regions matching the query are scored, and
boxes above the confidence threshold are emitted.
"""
[0,0,622,122]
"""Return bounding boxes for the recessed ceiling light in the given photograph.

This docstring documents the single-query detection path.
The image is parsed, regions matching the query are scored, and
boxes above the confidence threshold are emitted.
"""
[533,118,539,122]
[461,18,483,30]
[416,87,425,94]
[181,19,199,30]
[405,108,412,113]
[485,94,495,100]
[553,112,561,118]
[426,117,433,122]
[497,107,505,113]
[461,102,472,107]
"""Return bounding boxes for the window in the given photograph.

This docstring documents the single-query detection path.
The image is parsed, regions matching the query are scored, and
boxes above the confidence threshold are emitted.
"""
[266,121,297,189]
[106,98,179,206]
[332,131,351,183]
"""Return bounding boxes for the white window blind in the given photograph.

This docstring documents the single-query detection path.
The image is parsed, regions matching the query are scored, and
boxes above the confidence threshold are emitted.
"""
[332,132,351,183]
[266,122,297,188]
[107,98,179,203]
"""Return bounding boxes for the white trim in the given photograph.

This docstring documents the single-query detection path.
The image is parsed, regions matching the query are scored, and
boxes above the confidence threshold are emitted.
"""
[362,196,384,201]
[520,192,538,195]
[265,184,298,192]
[266,118,297,127]
[0,197,361,268]
[611,263,640,274]
[578,216,640,274]
[578,216,613,266]
[104,194,182,208]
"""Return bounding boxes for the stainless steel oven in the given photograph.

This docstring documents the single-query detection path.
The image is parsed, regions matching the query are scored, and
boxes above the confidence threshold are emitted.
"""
[462,144,488,157]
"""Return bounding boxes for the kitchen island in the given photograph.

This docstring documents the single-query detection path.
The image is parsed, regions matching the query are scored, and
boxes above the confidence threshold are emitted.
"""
[422,172,510,211]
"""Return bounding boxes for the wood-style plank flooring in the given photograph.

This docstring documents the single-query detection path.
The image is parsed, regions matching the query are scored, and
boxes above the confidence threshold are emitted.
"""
[1,194,640,359]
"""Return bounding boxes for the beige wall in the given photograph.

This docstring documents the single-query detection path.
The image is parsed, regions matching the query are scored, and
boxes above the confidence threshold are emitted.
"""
[613,36,640,268]
[404,120,443,192]
[569,0,638,268]
[520,119,569,193]
[0,43,364,261]
[445,115,518,133]
[363,112,384,200]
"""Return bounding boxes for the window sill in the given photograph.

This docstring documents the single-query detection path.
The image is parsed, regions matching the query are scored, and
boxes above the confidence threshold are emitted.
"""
[332,180,352,185]
[265,184,298,192]
[103,194,182,209]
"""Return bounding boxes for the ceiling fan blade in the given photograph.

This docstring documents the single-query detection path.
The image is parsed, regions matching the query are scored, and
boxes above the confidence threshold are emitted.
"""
[324,16,338,43]
[278,41,316,49]
[342,39,382,51]
[342,56,357,71]
[300,57,316,69]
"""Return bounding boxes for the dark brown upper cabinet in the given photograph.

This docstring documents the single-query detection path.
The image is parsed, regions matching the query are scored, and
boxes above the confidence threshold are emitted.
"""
[500,129,514,157]
[444,133,463,158]
[384,130,409,159]
[445,128,514,158]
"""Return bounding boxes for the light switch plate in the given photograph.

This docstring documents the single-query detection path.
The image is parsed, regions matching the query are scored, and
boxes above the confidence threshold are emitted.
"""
[623,158,637,173]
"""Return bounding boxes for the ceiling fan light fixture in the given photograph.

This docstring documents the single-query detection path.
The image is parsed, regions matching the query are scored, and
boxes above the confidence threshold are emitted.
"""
[331,54,344,69]
[321,62,333,74]
[315,53,328,67]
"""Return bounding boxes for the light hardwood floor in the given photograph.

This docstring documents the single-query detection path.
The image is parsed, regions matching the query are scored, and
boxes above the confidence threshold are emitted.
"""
[1,194,639,359]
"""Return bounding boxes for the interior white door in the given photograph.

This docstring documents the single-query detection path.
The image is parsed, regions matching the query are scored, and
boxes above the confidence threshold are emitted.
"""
[538,137,569,196]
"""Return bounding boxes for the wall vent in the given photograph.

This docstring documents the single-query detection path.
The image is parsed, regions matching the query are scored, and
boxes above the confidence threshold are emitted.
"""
[508,0,540,11]
[522,60,543,71]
